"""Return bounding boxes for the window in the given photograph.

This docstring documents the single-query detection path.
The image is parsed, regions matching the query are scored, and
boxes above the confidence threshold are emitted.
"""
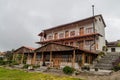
[45,54,50,61]
[59,33,64,39]
[85,40,93,45]
[70,42,73,46]
[75,54,82,62]
[99,18,101,22]
[65,31,69,38]
[65,42,69,45]
[86,27,93,34]
[79,27,84,35]
[62,54,72,62]
[48,35,53,40]
[70,31,75,37]
[85,55,89,63]
[111,48,115,52]
[78,41,84,49]
[54,33,58,39]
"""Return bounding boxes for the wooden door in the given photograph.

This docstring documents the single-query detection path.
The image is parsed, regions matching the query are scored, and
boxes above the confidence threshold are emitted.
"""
[54,33,58,39]
[65,31,69,38]
[79,41,84,49]
[53,55,61,68]
[79,27,84,35]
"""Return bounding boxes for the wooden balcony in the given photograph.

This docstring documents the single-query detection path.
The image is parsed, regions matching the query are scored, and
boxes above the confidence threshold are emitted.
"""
[37,33,102,44]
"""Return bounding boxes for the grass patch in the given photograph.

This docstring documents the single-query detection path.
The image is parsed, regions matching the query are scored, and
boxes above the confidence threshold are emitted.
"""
[0,67,82,80]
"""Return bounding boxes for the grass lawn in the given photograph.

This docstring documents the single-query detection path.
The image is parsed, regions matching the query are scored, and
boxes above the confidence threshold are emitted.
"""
[0,67,82,80]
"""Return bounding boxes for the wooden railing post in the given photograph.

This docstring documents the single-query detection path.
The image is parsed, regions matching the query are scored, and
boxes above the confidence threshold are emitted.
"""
[72,49,76,68]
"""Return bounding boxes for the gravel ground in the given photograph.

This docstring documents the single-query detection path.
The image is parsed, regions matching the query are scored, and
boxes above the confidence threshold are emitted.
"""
[75,71,120,80]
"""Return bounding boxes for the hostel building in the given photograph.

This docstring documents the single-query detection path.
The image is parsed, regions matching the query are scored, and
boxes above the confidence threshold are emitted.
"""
[13,14,106,68]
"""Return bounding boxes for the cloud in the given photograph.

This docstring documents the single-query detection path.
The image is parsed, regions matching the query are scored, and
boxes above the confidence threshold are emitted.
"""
[0,0,120,51]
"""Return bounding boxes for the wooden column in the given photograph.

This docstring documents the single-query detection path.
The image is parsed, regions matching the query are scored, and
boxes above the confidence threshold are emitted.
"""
[82,53,85,65]
[32,52,37,65]
[16,53,19,63]
[72,49,76,68]
[21,53,24,64]
[27,53,30,64]
[50,51,52,67]
[41,52,44,65]
[12,53,15,61]
[89,55,91,64]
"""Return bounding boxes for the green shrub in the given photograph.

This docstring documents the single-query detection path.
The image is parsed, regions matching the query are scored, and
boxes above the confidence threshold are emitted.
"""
[113,64,120,72]
[33,65,40,68]
[23,64,31,69]
[0,60,6,65]
[63,66,74,75]
[12,61,19,65]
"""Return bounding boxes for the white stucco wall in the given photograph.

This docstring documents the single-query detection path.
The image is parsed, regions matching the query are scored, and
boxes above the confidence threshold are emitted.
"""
[94,16,106,51]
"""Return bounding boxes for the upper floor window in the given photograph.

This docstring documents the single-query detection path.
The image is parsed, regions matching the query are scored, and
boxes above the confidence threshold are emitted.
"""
[70,31,75,37]
[70,42,73,46]
[79,27,84,35]
[86,27,93,34]
[65,31,69,38]
[59,33,64,39]
[54,33,58,39]
[65,42,69,45]
[48,35,53,40]
[85,40,93,45]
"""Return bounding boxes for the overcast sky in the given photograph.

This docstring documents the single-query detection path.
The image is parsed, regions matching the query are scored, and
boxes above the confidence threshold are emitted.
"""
[0,0,120,51]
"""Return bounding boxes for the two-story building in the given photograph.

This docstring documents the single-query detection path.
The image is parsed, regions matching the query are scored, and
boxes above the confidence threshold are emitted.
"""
[13,14,106,68]
[34,14,106,68]
[37,14,106,52]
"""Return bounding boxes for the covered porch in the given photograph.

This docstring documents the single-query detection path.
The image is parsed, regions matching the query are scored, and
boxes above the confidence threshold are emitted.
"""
[34,43,97,68]
[13,46,35,65]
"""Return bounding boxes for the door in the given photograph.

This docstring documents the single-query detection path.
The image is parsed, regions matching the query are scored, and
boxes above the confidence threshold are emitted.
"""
[79,41,84,49]
[79,27,84,35]
[53,55,61,68]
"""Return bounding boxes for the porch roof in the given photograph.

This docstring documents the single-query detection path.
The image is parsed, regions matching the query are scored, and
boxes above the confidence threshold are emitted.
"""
[14,46,35,53]
[35,42,96,54]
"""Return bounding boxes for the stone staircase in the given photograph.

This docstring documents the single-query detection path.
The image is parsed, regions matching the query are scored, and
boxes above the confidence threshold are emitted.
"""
[94,52,120,70]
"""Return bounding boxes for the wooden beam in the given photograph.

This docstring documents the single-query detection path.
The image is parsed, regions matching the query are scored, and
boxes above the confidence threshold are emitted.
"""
[21,52,24,64]
[12,53,15,61]
[32,52,37,65]
[89,55,91,64]
[72,49,75,68]
[50,51,52,67]
[27,53,30,64]
[41,52,44,65]
[16,53,19,63]
[82,53,85,66]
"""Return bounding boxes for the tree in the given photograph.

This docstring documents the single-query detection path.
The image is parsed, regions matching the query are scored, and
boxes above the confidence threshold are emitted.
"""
[4,49,15,61]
